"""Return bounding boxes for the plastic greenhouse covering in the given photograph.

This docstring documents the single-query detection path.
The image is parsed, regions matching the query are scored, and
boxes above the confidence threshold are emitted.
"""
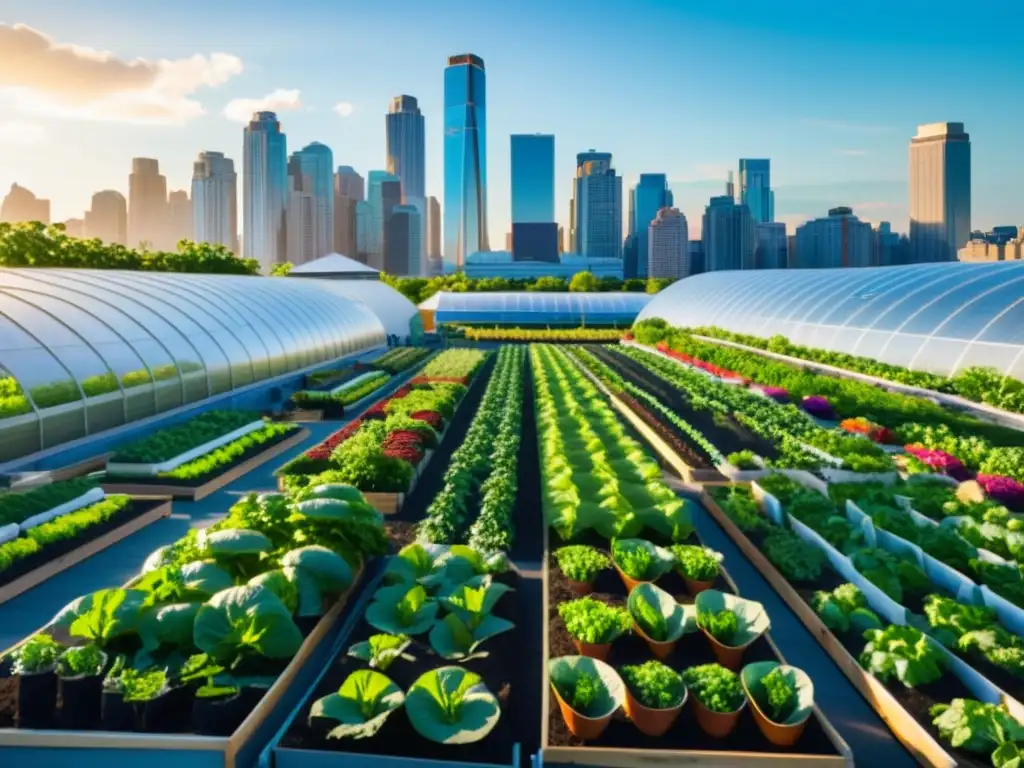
[433,291,653,326]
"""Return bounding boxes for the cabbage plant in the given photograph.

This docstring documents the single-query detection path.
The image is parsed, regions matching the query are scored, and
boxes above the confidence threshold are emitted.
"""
[365,584,439,636]
[309,669,405,739]
[347,633,413,671]
[405,666,500,745]
[193,584,304,663]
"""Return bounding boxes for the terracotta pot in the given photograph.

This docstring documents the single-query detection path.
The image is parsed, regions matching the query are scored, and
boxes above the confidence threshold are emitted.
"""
[691,694,745,738]
[702,631,751,670]
[551,683,615,740]
[623,687,684,737]
[683,576,715,596]
[567,579,593,596]
[614,564,645,593]
[747,696,809,746]
[573,637,612,661]
[632,621,677,660]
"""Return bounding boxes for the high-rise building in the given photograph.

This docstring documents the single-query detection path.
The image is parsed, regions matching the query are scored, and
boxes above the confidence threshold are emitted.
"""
[505,231,513,251]
[427,195,441,260]
[0,183,50,224]
[128,158,167,249]
[167,190,191,248]
[702,196,757,271]
[380,179,402,272]
[243,111,288,271]
[192,151,238,253]
[334,166,364,258]
[557,226,565,254]
[627,174,673,278]
[443,53,488,269]
[366,171,400,270]
[63,218,84,238]
[755,221,787,269]
[909,122,971,263]
[355,200,373,264]
[573,151,622,260]
[689,239,705,275]
[286,171,316,265]
[85,190,127,245]
[739,159,774,224]
[794,207,873,268]
[510,133,557,263]
[385,204,422,276]
[648,207,689,279]
[386,95,426,201]
[874,222,910,266]
[289,142,334,260]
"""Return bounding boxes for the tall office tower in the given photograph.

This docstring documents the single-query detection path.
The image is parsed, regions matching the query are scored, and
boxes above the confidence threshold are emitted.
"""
[910,122,971,263]
[386,95,426,201]
[366,171,400,270]
[0,183,50,224]
[443,53,488,269]
[627,174,673,278]
[192,151,238,253]
[739,159,774,224]
[874,221,909,266]
[286,170,316,265]
[85,190,127,244]
[385,204,422,276]
[355,200,373,264]
[243,111,288,271]
[689,240,705,275]
[127,158,167,249]
[755,221,788,269]
[63,218,84,238]
[627,187,636,236]
[702,195,757,271]
[726,171,736,200]
[568,197,576,251]
[167,190,192,248]
[510,133,557,262]
[290,142,335,260]
[573,151,622,260]
[505,231,513,251]
[557,226,564,253]
[427,195,441,260]
[380,179,402,272]
[794,207,873,268]
[648,207,689,279]
[334,166,364,257]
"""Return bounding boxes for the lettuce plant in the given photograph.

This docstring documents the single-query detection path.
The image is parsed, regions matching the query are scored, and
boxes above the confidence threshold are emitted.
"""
[366,584,439,636]
[50,588,147,647]
[620,660,684,709]
[811,584,882,634]
[681,663,744,713]
[280,545,354,616]
[404,666,500,745]
[57,645,105,677]
[310,669,405,740]
[559,597,632,644]
[930,698,1024,763]
[860,625,945,688]
[611,539,674,582]
[762,530,825,582]
[120,668,169,703]
[12,633,60,674]
[439,575,513,630]
[193,585,304,664]
[347,634,412,671]
[851,548,930,604]
[761,666,796,721]
[670,544,722,582]
[697,608,739,645]
[554,545,610,584]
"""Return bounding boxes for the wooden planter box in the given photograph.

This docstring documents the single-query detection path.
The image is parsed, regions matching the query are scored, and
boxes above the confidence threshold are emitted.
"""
[0,497,172,608]
[699,489,960,768]
[284,410,324,423]
[0,564,368,768]
[103,427,309,501]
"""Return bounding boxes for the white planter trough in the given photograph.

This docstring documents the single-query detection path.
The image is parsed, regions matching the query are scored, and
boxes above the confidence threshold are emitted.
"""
[0,523,20,545]
[16,487,106,532]
[107,420,265,477]
[328,370,387,397]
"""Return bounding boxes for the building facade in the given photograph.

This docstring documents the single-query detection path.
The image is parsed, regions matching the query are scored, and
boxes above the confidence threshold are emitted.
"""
[0,183,50,225]
[63,218,84,238]
[573,151,622,260]
[794,207,873,268]
[289,142,334,261]
[628,173,673,278]
[755,221,787,269]
[365,171,399,269]
[286,172,315,265]
[385,204,423,276]
[243,111,288,271]
[427,195,441,260]
[127,158,167,249]
[443,53,489,269]
[702,195,757,271]
[191,151,238,253]
[386,95,426,201]
[510,133,557,262]
[355,200,373,264]
[333,166,364,259]
[648,207,689,279]
[85,190,127,245]
[167,190,191,248]
[873,222,910,266]
[909,122,971,263]
[739,159,774,224]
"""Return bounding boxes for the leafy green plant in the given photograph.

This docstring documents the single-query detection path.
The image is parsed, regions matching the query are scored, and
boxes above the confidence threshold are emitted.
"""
[120,668,168,703]
[727,450,761,470]
[0,477,98,527]
[860,625,946,688]
[851,548,930,604]
[621,660,684,709]
[568,671,601,712]
[12,633,61,674]
[57,645,105,677]
[811,584,882,634]
[558,597,632,644]
[709,485,770,534]
[193,585,304,664]
[631,591,668,641]
[611,539,674,582]
[761,666,796,721]
[697,608,739,645]
[930,698,1024,763]
[681,663,745,714]
[404,666,500,745]
[160,422,297,480]
[309,669,405,740]
[366,584,440,636]
[762,529,826,581]
[346,634,412,672]
[554,545,610,584]
[439,575,513,630]
[50,587,147,647]
[110,411,263,464]
[670,544,722,582]
[970,560,1024,608]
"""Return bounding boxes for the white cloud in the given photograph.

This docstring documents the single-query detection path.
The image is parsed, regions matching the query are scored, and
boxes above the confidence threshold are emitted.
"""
[0,23,243,125]
[223,88,302,123]
[0,120,45,145]
[333,101,354,117]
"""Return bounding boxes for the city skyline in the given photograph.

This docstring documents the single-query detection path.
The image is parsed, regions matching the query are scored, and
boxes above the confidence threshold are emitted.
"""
[0,1,1020,249]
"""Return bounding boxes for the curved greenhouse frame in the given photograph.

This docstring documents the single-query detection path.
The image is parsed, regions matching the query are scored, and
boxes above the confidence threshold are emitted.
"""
[431,291,653,326]
[0,268,386,461]
[636,262,1024,379]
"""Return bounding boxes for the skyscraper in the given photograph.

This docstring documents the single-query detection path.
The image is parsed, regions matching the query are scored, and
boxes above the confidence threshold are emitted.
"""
[85,190,127,244]
[63,219,84,238]
[0,184,50,224]
[334,166,364,258]
[355,200,373,264]
[702,196,756,271]
[443,53,488,269]
[286,171,316,265]
[243,111,288,271]
[739,159,774,224]
[167,190,191,248]
[510,133,557,262]
[910,122,971,263]
[628,174,673,278]
[648,207,689,279]
[367,171,400,270]
[385,204,422,276]
[755,222,788,269]
[386,96,426,201]
[380,179,402,272]
[794,207,873,268]
[192,151,238,253]
[573,151,622,260]
[128,158,167,249]
[427,195,441,261]
[290,142,335,260]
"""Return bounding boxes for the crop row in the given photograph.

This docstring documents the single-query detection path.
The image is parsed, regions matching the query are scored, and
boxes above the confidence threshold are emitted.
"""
[418,348,487,384]
[457,326,626,342]
[370,346,431,374]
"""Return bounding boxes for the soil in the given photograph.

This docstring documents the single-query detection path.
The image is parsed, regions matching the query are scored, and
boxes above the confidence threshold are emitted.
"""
[593,346,783,462]
[545,540,840,755]
[0,498,167,590]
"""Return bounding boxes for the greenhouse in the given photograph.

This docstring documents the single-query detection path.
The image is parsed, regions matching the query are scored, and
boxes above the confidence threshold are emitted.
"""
[424,290,653,328]
[638,261,1024,378]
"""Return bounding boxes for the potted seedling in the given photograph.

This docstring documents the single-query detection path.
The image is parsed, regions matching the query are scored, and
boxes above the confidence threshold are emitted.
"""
[12,633,61,728]
[56,644,107,729]
[681,663,747,738]
[620,660,687,737]
[180,653,249,736]
[549,655,625,740]
[670,544,723,595]
[611,539,675,592]
[627,582,695,659]
[558,597,632,661]
[555,545,611,595]
[309,669,405,739]
[121,667,171,732]
[742,661,815,746]
[405,666,500,745]
[695,589,770,669]
[100,655,134,731]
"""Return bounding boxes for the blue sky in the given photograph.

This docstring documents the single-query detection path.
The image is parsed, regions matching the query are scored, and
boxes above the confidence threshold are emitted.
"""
[1,0,1021,241]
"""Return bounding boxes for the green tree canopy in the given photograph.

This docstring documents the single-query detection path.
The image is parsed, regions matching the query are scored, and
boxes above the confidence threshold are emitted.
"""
[568,271,599,292]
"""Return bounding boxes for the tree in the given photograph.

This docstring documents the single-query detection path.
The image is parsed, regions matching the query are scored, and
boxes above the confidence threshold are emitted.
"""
[270,262,294,276]
[622,278,646,292]
[646,277,675,294]
[568,271,599,292]
[529,276,568,292]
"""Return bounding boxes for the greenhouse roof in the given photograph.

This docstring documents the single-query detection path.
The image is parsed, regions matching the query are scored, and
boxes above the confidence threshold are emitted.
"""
[430,290,652,325]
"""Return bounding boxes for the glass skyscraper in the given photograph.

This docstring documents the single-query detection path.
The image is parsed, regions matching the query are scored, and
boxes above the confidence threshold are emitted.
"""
[443,53,488,270]
[290,142,335,260]
[628,173,673,278]
[573,151,622,261]
[738,159,773,224]
[510,134,556,262]
[386,96,426,201]
[243,111,288,271]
